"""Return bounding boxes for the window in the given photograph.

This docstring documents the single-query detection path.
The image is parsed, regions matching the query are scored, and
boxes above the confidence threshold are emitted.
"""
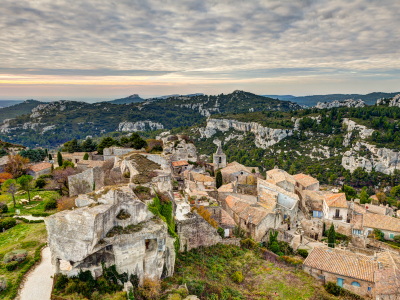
[351,281,361,287]
[368,287,371,292]
[390,233,394,239]
[219,157,222,164]
[353,229,362,235]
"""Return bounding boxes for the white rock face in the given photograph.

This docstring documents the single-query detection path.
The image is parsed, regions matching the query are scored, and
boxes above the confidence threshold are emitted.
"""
[377,94,400,107]
[30,100,77,118]
[342,142,400,175]
[199,118,293,149]
[342,118,374,147]
[315,99,365,109]
[118,121,164,132]
[42,125,56,133]
[291,116,320,130]
[162,136,198,163]
[22,122,39,130]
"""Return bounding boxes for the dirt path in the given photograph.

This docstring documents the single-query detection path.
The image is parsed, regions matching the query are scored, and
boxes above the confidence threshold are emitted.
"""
[18,247,54,300]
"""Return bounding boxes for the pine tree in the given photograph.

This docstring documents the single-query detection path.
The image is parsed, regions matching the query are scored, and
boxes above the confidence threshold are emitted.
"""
[83,153,89,160]
[57,151,63,167]
[216,171,223,189]
[327,223,336,248]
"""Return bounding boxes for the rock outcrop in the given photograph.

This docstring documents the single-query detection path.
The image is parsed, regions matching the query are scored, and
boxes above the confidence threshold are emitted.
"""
[315,99,365,109]
[161,136,198,163]
[377,94,400,107]
[342,118,374,147]
[199,118,293,149]
[45,185,176,283]
[118,121,164,132]
[342,142,400,175]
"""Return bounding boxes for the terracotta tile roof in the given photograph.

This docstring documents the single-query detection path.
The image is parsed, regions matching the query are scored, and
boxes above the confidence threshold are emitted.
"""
[303,247,378,282]
[377,251,400,270]
[238,204,270,226]
[324,193,347,208]
[221,209,235,227]
[191,172,214,182]
[172,160,189,167]
[257,178,299,203]
[370,195,379,201]
[225,195,252,214]
[266,169,296,186]
[374,268,400,296]
[221,161,250,175]
[365,204,388,216]
[362,213,400,233]
[354,203,367,215]
[351,214,364,230]
[29,162,52,172]
[293,173,319,187]
[218,182,234,192]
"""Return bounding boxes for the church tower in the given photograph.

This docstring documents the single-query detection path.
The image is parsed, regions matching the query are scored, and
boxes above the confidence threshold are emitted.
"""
[213,140,227,170]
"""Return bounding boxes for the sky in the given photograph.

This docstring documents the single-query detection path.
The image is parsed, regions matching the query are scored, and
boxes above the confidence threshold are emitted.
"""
[1,0,400,101]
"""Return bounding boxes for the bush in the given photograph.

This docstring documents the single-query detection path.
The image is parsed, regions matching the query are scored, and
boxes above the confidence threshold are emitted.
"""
[217,227,225,238]
[5,261,18,271]
[123,172,130,178]
[35,178,46,189]
[240,238,258,250]
[0,277,6,291]
[139,276,161,299]
[394,235,400,243]
[0,201,8,213]
[57,197,75,211]
[0,217,16,231]
[324,282,363,299]
[231,271,243,283]
[44,198,57,210]
[297,249,308,258]
[269,241,280,254]
[4,249,28,263]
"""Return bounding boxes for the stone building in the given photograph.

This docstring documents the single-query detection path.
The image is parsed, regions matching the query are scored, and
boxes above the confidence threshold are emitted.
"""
[266,168,296,193]
[103,147,136,161]
[68,166,105,196]
[186,171,215,191]
[61,152,95,165]
[294,173,319,192]
[45,185,176,284]
[28,162,52,179]
[323,193,348,222]
[359,213,400,241]
[213,141,226,170]
[220,161,254,183]
[303,247,376,297]
[161,135,197,164]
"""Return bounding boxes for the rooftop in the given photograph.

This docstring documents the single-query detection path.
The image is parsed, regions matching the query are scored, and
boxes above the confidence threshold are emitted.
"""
[221,209,235,227]
[362,213,400,233]
[172,160,189,167]
[218,182,235,192]
[324,193,347,208]
[221,161,251,175]
[190,172,214,182]
[29,162,52,172]
[293,173,319,187]
[266,169,296,186]
[303,247,377,282]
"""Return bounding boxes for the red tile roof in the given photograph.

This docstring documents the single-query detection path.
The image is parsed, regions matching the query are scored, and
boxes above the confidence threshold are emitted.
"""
[303,247,377,282]
[221,209,235,227]
[172,160,189,167]
[29,162,52,173]
[293,173,319,187]
[362,213,400,233]
[324,193,347,208]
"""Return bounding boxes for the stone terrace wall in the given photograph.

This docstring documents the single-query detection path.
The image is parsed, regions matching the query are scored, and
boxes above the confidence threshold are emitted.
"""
[176,212,222,252]
[69,166,104,196]
[219,238,241,247]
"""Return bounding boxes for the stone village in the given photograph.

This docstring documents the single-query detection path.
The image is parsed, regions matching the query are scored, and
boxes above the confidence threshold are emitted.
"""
[38,134,400,299]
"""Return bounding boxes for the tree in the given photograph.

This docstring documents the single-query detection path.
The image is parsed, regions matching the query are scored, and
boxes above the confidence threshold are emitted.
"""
[97,137,120,155]
[57,151,63,167]
[391,185,400,198]
[130,133,147,150]
[341,185,357,200]
[2,179,17,208]
[83,153,89,160]
[0,172,13,184]
[35,178,46,189]
[327,223,336,248]
[216,171,223,189]
[360,187,371,204]
[5,154,30,178]
[81,138,97,152]
[52,167,77,195]
[49,154,53,160]
[63,138,81,153]
[376,191,387,205]
[17,175,34,203]
[352,167,367,186]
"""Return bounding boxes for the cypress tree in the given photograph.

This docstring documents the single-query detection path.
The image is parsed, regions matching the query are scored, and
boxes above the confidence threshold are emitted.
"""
[83,153,89,160]
[57,151,63,167]
[327,223,336,248]
[49,154,53,160]
[216,171,223,189]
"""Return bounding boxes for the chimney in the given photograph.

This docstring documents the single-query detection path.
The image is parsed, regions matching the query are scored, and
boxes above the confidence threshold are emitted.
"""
[248,214,252,224]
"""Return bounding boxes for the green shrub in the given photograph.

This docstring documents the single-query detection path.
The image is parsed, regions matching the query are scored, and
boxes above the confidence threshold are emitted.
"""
[324,282,363,299]
[35,178,46,189]
[240,238,258,250]
[231,271,243,283]
[297,249,308,258]
[217,227,225,238]
[269,241,280,254]
[0,217,16,231]
[54,274,69,291]
[44,198,57,210]
[4,249,28,263]
[0,277,6,291]
[5,261,18,271]
[123,172,131,178]
[0,202,8,213]
[65,281,78,294]
[32,212,51,217]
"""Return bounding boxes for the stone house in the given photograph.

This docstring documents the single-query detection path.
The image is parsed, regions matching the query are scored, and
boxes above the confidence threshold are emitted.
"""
[303,247,376,297]
[298,190,327,217]
[257,178,299,230]
[220,209,235,237]
[323,193,348,222]
[45,185,176,284]
[225,195,276,241]
[28,162,52,179]
[266,168,296,193]
[220,162,253,183]
[171,160,189,178]
[374,251,400,299]
[361,213,400,240]
[363,203,394,217]
[186,171,215,191]
[294,173,319,192]
[61,152,95,165]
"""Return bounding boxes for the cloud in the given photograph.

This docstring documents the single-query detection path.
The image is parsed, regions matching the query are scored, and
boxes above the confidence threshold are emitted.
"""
[0,0,399,95]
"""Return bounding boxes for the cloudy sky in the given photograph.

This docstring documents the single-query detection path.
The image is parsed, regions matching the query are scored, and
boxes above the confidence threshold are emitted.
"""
[1,0,400,100]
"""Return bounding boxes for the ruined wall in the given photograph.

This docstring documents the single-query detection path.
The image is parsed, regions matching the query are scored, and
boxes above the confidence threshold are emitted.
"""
[176,212,222,252]
[68,166,105,196]
[203,205,222,224]
[324,219,353,237]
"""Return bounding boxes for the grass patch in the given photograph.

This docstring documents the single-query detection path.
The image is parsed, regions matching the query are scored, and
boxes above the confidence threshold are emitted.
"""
[0,223,47,299]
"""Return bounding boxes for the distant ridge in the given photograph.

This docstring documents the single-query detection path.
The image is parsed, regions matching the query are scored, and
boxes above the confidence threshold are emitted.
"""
[153,93,204,100]
[107,94,144,104]
[262,92,400,106]
[0,100,25,108]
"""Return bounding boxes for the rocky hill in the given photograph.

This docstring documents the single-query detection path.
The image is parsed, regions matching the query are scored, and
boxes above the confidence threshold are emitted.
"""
[165,94,400,187]
[106,94,144,104]
[0,90,300,148]
[0,100,43,123]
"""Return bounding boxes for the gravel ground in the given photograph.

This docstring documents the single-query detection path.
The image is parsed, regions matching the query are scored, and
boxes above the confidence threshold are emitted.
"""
[18,247,54,300]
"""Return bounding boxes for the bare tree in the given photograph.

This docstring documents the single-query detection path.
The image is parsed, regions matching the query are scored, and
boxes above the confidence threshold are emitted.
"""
[69,178,91,195]
[5,154,30,178]
[52,167,77,195]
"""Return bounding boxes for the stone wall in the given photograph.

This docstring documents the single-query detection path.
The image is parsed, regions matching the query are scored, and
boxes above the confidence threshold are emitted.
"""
[236,184,257,196]
[324,219,353,237]
[68,166,105,196]
[203,205,222,224]
[219,238,241,247]
[367,239,400,255]
[176,212,222,252]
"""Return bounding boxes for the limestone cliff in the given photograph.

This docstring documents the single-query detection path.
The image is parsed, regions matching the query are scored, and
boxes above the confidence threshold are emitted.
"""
[199,118,293,149]
[315,99,365,109]
[377,94,400,107]
[118,120,164,132]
